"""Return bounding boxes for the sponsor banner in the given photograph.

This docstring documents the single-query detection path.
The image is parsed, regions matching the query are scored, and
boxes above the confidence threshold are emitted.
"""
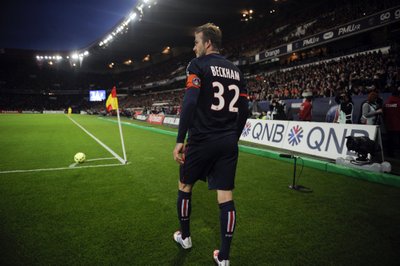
[43,110,65,114]
[240,119,377,160]
[134,114,148,121]
[148,114,165,125]
[0,110,20,114]
[257,45,287,62]
[240,119,288,149]
[21,111,40,114]
[282,121,377,160]
[254,5,400,62]
[163,116,180,126]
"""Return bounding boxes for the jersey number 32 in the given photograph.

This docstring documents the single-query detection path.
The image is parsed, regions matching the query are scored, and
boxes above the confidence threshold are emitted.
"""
[211,81,239,112]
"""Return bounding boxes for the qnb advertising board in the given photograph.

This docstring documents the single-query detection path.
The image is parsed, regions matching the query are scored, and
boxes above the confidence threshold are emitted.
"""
[240,119,378,160]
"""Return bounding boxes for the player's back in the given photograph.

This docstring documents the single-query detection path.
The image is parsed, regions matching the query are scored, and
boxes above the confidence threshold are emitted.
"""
[186,53,246,142]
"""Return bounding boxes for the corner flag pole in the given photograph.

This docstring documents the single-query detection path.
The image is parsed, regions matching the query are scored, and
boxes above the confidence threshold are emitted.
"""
[106,86,127,164]
[116,102,127,164]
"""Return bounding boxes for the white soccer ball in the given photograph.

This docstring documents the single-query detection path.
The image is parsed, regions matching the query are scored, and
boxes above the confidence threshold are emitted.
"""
[74,152,86,163]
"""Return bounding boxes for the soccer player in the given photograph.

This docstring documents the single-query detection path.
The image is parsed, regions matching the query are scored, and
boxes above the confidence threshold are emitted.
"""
[172,23,249,266]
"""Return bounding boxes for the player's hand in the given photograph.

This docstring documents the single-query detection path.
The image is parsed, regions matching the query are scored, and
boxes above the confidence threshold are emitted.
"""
[173,143,185,165]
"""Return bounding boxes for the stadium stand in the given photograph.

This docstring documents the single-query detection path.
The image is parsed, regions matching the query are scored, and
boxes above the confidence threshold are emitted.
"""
[1,0,400,173]
[1,0,399,117]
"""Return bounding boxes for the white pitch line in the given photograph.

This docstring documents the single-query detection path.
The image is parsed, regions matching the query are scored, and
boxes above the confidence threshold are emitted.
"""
[0,162,130,174]
[66,115,126,164]
[86,157,116,162]
[68,157,117,168]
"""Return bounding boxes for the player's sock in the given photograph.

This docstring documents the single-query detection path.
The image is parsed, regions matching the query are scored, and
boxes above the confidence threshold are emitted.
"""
[177,190,192,239]
[218,200,236,261]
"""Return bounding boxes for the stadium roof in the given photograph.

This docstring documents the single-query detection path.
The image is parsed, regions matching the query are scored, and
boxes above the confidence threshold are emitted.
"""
[1,0,323,71]
[82,0,291,69]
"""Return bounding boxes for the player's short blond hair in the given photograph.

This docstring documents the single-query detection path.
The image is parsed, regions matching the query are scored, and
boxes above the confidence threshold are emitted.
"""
[195,23,222,50]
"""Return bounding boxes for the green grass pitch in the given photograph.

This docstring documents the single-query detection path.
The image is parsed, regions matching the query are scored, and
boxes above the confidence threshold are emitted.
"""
[0,114,399,265]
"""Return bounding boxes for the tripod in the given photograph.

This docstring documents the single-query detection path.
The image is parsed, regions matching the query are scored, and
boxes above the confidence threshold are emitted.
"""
[279,154,312,192]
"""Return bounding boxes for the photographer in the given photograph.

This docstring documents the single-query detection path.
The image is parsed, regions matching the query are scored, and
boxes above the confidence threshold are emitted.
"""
[360,92,382,125]
[270,98,287,120]
[335,93,353,124]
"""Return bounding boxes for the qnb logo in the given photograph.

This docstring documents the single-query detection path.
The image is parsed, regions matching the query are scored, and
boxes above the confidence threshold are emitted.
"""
[288,125,304,146]
[242,121,252,137]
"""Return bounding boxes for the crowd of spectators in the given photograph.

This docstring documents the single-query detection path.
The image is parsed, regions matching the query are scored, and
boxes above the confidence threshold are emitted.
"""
[116,53,191,89]
[223,0,399,60]
[121,89,184,115]
[2,48,398,117]
[247,49,400,102]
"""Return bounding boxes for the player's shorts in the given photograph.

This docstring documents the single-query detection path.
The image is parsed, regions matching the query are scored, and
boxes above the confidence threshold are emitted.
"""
[180,134,238,190]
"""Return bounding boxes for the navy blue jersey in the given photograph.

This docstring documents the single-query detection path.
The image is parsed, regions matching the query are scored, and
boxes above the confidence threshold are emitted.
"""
[177,53,248,143]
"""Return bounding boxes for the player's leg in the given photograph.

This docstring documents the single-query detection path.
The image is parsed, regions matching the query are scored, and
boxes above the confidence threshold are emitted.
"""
[174,143,209,249]
[217,190,232,203]
[207,135,238,263]
[216,189,235,262]
[174,180,193,249]
[176,181,193,239]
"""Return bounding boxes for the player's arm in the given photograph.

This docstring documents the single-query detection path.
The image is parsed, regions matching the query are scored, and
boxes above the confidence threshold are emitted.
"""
[173,88,200,164]
[174,60,201,164]
[176,88,200,143]
[236,92,249,140]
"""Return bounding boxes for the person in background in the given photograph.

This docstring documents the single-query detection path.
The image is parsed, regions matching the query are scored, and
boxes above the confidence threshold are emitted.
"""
[335,93,353,124]
[271,98,287,120]
[299,94,312,121]
[383,86,400,157]
[360,91,383,125]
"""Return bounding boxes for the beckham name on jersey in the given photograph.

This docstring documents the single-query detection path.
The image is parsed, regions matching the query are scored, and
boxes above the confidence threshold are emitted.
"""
[210,66,240,81]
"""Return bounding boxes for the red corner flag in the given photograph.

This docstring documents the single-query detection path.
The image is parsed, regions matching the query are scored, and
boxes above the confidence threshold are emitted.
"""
[106,86,118,111]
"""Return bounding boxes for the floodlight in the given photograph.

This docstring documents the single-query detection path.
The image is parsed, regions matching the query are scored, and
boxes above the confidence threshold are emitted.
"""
[162,46,171,54]
[143,54,150,62]
[71,53,79,60]
[129,12,137,20]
